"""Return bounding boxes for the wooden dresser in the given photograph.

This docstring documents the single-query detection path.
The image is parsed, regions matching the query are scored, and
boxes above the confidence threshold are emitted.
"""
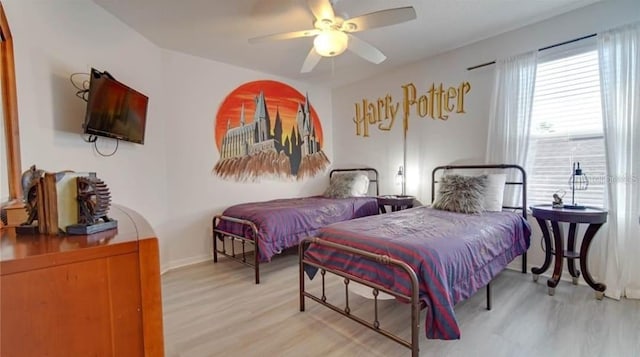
[0,205,164,357]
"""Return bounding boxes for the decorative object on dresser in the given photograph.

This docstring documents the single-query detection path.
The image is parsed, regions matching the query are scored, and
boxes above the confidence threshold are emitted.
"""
[66,175,117,235]
[15,166,116,235]
[15,165,46,234]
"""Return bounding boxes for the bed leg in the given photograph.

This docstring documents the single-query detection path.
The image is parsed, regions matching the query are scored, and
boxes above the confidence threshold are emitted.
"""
[213,235,218,262]
[486,282,492,311]
[410,271,420,357]
[299,241,306,312]
[211,216,218,263]
[254,248,260,284]
[212,219,218,263]
[522,252,527,274]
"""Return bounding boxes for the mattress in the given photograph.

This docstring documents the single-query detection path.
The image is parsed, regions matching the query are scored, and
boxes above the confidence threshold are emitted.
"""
[216,196,379,262]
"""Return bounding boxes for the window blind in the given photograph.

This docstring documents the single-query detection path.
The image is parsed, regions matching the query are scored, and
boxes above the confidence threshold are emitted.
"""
[527,49,606,207]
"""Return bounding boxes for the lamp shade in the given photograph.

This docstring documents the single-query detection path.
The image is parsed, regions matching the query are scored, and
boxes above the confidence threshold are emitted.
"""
[313,30,348,57]
[569,163,589,191]
[565,161,589,209]
[395,165,405,195]
[395,166,404,185]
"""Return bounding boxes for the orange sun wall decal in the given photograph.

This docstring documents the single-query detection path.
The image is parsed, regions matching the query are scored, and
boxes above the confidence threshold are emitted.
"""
[213,80,330,181]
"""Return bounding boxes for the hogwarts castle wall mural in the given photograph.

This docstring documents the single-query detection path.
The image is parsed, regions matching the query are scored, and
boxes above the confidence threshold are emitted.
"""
[213,80,330,181]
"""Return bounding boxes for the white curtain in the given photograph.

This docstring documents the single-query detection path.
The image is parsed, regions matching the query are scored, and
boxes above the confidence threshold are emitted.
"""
[486,51,538,206]
[598,22,640,300]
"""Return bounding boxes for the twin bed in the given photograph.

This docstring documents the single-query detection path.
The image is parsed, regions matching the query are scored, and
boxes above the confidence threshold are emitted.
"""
[213,168,380,284]
[214,164,531,356]
[299,164,531,356]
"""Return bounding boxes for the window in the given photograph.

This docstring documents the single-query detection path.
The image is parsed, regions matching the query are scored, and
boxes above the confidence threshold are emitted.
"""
[526,44,606,207]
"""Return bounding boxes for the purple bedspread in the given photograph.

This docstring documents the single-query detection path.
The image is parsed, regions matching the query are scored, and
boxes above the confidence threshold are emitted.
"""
[216,196,379,262]
[304,206,531,340]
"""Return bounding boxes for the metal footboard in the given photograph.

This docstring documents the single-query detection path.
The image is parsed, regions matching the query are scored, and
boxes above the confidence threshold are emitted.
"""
[299,237,422,357]
[213,215,261,284]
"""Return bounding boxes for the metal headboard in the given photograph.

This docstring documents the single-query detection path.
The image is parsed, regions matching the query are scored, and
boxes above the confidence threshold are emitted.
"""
[432,164,528,274]
[329,168,379,196]
[431,164,527,219]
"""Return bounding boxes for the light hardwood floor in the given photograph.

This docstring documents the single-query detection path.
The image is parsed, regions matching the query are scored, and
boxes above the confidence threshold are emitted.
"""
[163,253,640,357]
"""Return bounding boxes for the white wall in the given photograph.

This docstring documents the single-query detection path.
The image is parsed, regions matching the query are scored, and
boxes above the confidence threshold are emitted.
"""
[158,50,333,271]
[332,0,639,276]
[3,0,169,226]
[2,0,334,271]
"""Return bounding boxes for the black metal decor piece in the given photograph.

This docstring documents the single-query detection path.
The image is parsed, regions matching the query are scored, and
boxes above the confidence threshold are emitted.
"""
[15,165,44,234]
[66,175,117,235]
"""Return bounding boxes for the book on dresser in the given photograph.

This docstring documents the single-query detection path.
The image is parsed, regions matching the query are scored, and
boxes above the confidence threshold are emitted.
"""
[39,171,95,234]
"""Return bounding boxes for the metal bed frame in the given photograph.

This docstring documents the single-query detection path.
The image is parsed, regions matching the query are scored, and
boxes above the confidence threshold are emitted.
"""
[299,164,527,356]
[213,168,379,284]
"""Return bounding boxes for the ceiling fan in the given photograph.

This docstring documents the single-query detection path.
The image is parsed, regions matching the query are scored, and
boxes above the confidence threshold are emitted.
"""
[248,0,417,73]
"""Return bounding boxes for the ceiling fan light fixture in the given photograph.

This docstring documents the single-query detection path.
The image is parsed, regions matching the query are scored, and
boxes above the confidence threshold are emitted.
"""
[313,30,348,57]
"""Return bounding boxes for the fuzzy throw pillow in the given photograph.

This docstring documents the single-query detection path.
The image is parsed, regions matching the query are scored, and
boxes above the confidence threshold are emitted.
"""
[432,174,487,214]
[323,172,369,198]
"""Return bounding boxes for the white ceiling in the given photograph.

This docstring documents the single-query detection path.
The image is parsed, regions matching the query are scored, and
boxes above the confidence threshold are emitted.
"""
[94,0,600,88]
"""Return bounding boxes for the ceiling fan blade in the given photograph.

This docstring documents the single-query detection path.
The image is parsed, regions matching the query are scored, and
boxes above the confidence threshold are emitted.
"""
[248,29,320,44]
[307,0,335,21]
[301,47,322,73]
[342,6,416,32]
[347,34,386,64]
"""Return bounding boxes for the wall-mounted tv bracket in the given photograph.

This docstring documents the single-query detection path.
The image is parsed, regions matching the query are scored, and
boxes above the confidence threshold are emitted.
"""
[70,72,90,102]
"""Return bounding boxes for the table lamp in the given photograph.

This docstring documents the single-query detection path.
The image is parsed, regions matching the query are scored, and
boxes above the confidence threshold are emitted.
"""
[565,162,588,209]
[395,166,405,196]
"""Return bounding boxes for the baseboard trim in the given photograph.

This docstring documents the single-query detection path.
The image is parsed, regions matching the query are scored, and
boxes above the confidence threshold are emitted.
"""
[160,256,601,289]
[161,254,212,275]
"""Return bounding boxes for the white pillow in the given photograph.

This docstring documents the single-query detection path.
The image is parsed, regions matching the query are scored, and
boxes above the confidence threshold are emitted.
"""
[482,174,506,211]
[351,173,370,196]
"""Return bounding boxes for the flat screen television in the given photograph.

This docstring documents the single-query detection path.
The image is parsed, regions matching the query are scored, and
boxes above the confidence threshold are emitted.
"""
[83,68,148,144]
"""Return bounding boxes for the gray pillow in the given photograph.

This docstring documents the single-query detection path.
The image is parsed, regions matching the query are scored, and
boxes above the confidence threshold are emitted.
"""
[323,172,368,198]
[432,174,487,214]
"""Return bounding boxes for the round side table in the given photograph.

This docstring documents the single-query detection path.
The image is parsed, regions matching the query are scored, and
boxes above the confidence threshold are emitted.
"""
[530,204,608,300]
